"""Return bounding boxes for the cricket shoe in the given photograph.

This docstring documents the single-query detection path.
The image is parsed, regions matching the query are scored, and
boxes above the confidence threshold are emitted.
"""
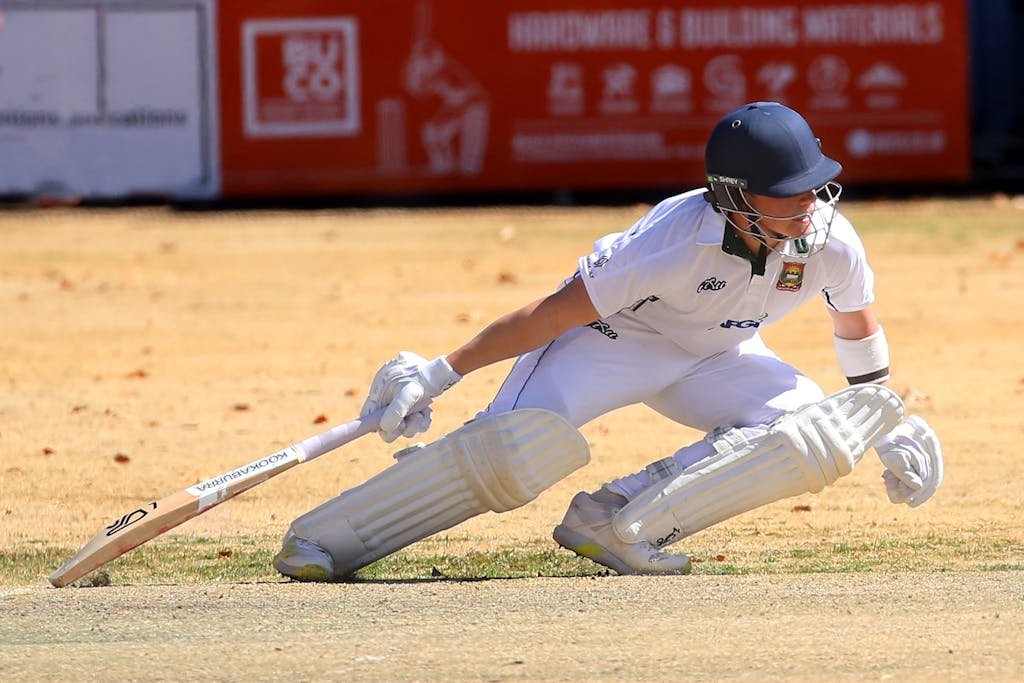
[553,490,692,575]
[273,531,335,582]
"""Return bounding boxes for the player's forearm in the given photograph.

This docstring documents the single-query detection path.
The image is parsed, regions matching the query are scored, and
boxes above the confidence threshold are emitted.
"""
[445,300,552,375]
[447,278,599,376]
[829,306,878,339]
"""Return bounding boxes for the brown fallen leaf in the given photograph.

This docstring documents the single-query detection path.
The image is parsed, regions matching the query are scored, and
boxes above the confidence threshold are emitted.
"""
[313,414,328,424]
[232,403,250,411]
[113,453,130,464]
[715,554,726,562]
[989,252,1011,267]
[792,504,812,512]
[42,447,54,456]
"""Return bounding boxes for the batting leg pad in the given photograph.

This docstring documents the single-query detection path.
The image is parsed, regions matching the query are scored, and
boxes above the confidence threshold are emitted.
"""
[613,384,904,546]
[287,408,590,577]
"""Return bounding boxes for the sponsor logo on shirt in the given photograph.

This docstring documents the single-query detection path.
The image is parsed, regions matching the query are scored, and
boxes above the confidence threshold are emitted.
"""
[584,254,610,277]
[586,320,618,339]
[697,277,727,293]
[720,313,768,329]
[776,262,805,291]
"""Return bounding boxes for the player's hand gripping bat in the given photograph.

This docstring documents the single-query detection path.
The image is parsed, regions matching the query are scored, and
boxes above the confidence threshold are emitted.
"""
[48,409,384,587]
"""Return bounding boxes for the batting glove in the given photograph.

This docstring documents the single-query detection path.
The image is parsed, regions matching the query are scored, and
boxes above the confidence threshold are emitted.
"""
[874,415,943,507]
[360,351,461,443]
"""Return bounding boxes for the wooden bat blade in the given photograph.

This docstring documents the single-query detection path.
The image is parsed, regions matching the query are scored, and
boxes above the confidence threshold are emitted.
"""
[48,447,304,587]
[49,411,381,587]
[49,489,209,587]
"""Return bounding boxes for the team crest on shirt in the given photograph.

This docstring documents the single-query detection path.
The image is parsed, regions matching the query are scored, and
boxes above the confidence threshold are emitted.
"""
[776,262,806,291]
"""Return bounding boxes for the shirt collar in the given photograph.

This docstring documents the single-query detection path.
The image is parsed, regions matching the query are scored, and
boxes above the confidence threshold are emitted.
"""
[696,196,769,276]
[695,199,727,245]
[721,223,769,277]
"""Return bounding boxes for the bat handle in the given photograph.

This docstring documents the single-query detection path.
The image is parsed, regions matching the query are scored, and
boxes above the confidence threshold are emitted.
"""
[295,407,385,463]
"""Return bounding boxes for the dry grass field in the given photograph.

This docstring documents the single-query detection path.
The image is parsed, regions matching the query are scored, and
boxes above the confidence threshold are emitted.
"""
[1,198,1022,680]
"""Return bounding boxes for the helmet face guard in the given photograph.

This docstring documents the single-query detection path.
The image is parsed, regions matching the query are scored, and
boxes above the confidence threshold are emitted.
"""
[710,180,842,257]
[704,102,843,257]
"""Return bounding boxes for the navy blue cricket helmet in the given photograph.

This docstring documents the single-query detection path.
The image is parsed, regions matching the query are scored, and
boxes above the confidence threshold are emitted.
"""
[705,101,841,199]
[704,102,843,256]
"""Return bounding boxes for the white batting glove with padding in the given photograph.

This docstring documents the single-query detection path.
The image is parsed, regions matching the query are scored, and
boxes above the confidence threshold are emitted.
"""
[360,352,461,443]
[874,415,943,507]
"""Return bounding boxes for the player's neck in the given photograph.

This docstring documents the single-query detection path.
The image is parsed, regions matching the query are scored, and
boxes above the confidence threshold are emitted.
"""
[728,212,776,254]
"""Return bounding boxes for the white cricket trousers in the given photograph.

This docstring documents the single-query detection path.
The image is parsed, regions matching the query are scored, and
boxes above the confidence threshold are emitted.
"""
[485,315,825,497]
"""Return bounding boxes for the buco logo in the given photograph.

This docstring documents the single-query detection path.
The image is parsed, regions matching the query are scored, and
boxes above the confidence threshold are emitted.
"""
[243,17,361,138]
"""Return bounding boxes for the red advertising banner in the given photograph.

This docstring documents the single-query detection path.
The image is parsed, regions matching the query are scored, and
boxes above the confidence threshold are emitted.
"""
[218,0,970,198]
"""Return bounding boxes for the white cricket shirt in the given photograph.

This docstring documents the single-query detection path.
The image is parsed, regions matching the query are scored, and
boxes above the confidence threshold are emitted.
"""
[578,189,875,357]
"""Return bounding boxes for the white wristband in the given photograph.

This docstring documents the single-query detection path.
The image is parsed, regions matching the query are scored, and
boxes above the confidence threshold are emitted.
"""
[833,326,890,384]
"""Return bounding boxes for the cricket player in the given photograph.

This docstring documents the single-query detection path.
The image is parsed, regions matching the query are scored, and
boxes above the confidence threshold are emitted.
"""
[274,102,943,580]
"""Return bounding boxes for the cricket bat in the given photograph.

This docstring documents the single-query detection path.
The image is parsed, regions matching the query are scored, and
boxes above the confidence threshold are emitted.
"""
[48,409,383,587]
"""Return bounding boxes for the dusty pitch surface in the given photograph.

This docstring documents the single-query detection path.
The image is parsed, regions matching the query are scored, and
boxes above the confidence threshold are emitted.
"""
[1,201,1023,679]
[2,572,1023,681]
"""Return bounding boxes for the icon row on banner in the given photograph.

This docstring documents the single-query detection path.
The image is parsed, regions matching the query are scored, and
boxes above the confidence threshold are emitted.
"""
[546,55,908,117]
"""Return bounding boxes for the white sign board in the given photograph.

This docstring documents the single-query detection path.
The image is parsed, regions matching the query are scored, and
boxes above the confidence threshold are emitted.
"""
[0,1,219,199]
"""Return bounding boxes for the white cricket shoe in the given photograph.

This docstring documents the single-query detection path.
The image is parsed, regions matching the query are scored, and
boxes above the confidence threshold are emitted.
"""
[553,490,692,575]
[273,531,335,582]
